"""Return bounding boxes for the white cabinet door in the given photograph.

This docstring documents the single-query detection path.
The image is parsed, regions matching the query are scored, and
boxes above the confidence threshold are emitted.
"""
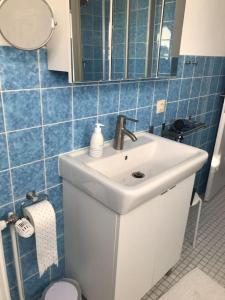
[114,199,157,300]
[115,175,195,300]
[152,175,195,285]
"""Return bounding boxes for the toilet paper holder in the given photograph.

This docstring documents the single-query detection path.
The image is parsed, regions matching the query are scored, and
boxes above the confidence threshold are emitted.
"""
[21,191,49,214]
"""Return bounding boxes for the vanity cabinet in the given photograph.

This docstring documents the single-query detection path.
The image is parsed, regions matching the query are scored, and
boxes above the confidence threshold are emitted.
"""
[63,175,195,300]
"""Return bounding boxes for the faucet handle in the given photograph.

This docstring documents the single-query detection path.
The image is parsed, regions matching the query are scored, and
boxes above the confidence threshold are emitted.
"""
[125,116,138,123]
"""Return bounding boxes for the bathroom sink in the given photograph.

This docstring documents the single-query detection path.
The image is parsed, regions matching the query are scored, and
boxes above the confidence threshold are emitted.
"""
[59,133,208,214]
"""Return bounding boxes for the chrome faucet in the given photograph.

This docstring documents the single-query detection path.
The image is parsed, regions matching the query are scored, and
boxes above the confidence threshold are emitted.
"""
[113,115,138,150]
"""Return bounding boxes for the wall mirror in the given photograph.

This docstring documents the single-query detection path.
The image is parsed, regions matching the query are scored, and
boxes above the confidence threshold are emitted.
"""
[69,0,186,82]
[0,0,56,50]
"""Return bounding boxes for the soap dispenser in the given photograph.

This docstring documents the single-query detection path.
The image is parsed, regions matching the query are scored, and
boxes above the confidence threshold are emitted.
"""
[89,123,104,158]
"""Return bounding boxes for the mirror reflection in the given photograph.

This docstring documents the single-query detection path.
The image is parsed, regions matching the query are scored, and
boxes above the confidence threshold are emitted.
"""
[78,0,178,82]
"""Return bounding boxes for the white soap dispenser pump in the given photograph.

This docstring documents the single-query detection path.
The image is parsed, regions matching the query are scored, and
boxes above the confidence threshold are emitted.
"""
[89,123,104,158]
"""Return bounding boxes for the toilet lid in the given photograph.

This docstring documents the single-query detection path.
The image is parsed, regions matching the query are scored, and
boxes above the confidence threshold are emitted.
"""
[45,281,79,300]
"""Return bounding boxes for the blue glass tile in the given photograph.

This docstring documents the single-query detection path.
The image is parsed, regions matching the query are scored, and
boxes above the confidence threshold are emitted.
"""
[153,80,168,103]
[135,59,146,74]
[73,85,98,118]
[39,48,68,88]
[212,57,223,76]
[113,28,125,44]
[98,114,118,141]
[167,79,181,102]
[163,1,176,22]
[200,77,211,96]
[136,26,147,43]
[10,286,19,300]
[221,58,225,76]
[138,81,154,107]
[0,101,4,133]
[44,122,72,157]
[42,88,72,124]
[74,117,97,149]
[112,44,125,60]
[197,97,208,115]
[188,98,199,117]
[3,234,13,264]
[177,100,188,118]
[137,9,149,27]
[0,47,39,90]
[135,43,147,59]
[210,76,219,94]
[183,56,195,78]
[190,78,202,98]
[114,59,125,73]
[99,84,119,114]
[204,57,214,76]
[114,12,126,29]
[57,235,64,258]
[120,82,138,110]
[159,58,172,75]
[217,76,225,93]
[136,107,151,131]
[24,270,50,299]
[152,107,165,127]
[200,128,209,145]
[183,134,192,146]
[115,0,126,12]
[8,128,43,167]
[48,184,63,212]
[153,126,162,136]
[165,102,178,124]
[0,171,12,206]
[192,132,201,147]
[51,257,65,281]
[3,90,41,131]
[6,263,16,289]
[46,157,62,188]
[193,57,205,77]
[0,202,13,221]
[56,211,64,236]
[206,95,215,112]
[0,134,8,171]
[12,161,45,199]
[18,235,36,257]
[176,56,184,78]
[180,78,192,99]
[138,0,150,9]
[213,95,223,111]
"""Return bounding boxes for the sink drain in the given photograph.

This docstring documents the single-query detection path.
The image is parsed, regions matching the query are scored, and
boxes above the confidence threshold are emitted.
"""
[132,171,145,179]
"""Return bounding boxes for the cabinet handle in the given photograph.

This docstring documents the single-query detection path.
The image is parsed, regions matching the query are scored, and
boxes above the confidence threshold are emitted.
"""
[169,185,176,191]
[161,185,176,195]
[161,190,168,195]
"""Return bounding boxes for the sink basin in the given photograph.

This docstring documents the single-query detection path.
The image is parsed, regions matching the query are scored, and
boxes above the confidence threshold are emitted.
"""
[59,133,208,214]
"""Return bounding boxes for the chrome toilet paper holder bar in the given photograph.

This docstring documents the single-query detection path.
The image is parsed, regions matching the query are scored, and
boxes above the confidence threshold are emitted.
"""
[21,191,49,214]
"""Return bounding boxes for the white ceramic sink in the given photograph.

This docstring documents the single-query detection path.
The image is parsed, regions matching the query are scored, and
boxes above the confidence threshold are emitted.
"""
[59,133,208,214]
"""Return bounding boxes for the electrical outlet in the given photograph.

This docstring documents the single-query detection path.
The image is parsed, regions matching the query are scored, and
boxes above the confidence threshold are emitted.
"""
[156,100,166,114]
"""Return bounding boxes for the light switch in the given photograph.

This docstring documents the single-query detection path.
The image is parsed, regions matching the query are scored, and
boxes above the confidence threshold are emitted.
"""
[156,100,166,114]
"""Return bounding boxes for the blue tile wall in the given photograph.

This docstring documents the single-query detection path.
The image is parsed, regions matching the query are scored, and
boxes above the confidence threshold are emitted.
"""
[0,45,225,300]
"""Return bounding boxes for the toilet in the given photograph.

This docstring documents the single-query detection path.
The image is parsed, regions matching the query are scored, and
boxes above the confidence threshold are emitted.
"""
[41,278,82,300]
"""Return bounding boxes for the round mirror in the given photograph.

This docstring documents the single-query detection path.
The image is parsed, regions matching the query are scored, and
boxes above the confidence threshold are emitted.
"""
[0,0,56,50]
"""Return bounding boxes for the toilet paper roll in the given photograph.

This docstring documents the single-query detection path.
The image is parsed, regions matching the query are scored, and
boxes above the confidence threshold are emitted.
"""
[23,200,58,277]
